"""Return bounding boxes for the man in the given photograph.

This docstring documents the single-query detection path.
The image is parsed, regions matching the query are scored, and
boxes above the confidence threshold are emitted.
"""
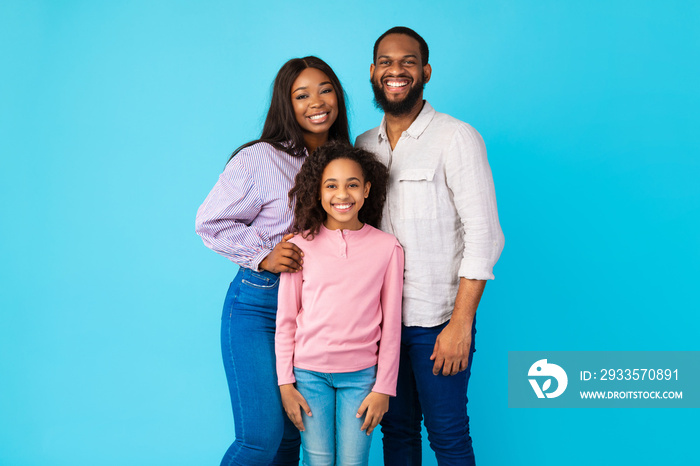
[356,27,504,465]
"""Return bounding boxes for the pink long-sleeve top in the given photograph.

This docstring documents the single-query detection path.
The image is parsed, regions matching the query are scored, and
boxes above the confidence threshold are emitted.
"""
[275,224,404,396]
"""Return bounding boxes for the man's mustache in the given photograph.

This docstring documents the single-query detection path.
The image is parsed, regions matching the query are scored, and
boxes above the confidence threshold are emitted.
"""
[379,73,413,81]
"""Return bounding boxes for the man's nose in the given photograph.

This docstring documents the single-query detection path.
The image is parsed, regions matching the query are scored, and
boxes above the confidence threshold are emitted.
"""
[388,61,404,75]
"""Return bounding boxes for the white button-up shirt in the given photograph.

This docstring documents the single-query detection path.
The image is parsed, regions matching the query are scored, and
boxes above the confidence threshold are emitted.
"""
[356,102,504,327]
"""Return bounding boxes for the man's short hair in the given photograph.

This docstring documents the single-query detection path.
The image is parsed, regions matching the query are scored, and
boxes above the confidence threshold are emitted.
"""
[373,26,429,66]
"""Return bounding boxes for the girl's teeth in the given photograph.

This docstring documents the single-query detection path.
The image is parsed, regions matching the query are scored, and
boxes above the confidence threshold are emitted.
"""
[309,113,327,120]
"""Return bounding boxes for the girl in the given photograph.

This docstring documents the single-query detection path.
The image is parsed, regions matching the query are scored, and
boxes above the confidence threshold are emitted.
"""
[275,141,404,466]
[195,57,350,466]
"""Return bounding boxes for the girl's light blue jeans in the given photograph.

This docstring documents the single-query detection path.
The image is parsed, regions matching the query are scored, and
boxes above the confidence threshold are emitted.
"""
[294,366,377,466]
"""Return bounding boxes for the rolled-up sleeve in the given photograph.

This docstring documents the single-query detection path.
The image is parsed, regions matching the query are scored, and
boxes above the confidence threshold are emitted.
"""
[445,125,504,280]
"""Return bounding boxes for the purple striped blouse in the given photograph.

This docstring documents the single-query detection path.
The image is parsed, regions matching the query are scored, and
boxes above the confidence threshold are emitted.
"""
[195,142,307,271]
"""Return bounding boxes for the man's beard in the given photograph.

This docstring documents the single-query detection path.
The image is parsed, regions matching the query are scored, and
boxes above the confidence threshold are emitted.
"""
[371,74,425,116]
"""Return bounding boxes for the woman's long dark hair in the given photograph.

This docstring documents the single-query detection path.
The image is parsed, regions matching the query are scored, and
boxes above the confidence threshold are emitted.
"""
[228,56,350,162]
[289,141,389,239]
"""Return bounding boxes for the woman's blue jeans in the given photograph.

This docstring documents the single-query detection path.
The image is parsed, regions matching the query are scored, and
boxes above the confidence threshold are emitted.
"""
[219,267,300,466]
[381,320,477,466]
[294,367,376,466]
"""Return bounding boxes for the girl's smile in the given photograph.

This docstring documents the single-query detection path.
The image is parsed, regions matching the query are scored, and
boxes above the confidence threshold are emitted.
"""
[332,202,354,212]
[320,158,371,231]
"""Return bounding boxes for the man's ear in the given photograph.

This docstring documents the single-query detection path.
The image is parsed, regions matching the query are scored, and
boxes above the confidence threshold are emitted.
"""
[370,63,375,78]
[423,64,432,84]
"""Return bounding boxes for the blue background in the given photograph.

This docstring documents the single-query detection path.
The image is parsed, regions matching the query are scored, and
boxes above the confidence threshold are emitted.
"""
[1,1,698,465]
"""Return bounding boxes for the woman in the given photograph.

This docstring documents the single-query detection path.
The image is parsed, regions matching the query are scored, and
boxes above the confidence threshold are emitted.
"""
[195,56,350,465]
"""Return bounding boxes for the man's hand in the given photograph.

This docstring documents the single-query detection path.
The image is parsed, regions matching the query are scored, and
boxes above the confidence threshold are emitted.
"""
[259,233,304,273]
[430,321,471,376]
[430,278,484,376]
[357,391,389,435]
[279,384,311,431]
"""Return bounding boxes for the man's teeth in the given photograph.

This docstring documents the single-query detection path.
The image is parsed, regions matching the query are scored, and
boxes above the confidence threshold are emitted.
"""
[309,113,328,120]
[387,81,408,88]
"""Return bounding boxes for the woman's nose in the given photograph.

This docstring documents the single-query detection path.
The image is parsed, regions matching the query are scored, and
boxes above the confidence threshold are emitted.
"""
[309,93,324,107]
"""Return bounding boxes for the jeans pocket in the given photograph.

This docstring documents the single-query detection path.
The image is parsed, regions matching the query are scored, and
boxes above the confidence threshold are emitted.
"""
[241,269,280,289]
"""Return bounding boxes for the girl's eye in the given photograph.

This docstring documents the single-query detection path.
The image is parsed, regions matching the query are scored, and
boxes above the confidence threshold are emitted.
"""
[349,183,359,188]
[321,87,333,94]
[325,184,336,189]
[295,94,308,100]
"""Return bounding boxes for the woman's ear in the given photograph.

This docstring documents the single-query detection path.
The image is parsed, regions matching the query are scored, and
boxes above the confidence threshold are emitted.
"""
[364,181,371,198]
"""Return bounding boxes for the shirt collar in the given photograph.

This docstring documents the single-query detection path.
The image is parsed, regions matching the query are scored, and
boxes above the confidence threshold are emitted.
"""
[320,223,370,236]
[377,100,436,143]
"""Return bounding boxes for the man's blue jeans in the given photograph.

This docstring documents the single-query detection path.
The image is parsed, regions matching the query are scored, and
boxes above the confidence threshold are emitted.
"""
[219,267,300,466]
[294,367,376,466]
[381,320,477,466]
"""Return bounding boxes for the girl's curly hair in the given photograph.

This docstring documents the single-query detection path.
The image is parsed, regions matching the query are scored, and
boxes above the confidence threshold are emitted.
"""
[289,141,389,239]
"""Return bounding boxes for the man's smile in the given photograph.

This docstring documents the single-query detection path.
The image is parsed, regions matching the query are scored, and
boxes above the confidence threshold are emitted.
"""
[383,77,411,92]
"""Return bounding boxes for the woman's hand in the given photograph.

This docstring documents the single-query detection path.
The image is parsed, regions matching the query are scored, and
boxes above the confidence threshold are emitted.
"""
[280,384,311,431]
[357,391,389,435]
[259,234,304,273]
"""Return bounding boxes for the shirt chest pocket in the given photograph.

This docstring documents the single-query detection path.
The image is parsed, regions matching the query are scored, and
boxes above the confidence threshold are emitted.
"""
[397,169,438,219]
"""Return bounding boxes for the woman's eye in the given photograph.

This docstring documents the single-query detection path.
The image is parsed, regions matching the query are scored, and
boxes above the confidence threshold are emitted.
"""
[321,87,333,94]
[295,94,308,100]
